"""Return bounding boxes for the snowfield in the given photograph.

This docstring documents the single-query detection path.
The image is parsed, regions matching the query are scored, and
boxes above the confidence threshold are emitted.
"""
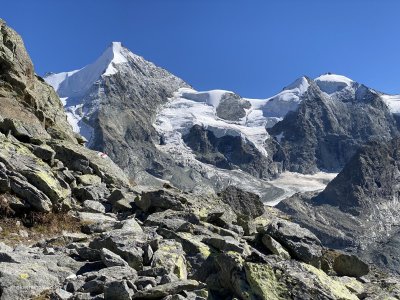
[155,88,272,157]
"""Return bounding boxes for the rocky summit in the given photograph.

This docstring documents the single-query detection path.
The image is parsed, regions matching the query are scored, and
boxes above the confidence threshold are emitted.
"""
[2,17,400,300]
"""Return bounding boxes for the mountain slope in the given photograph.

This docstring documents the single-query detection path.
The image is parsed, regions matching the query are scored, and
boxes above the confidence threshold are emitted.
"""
[268,75,400,173]
[277,138,400,272]
[45,42,189,186]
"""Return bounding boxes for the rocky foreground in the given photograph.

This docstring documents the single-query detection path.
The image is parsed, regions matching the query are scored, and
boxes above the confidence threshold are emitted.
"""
[1,18,400,300]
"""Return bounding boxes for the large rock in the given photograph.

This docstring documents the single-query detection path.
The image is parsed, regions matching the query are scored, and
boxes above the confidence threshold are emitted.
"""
[132,280,205,299]
[89,230,147,270]
[0,18,76,142]
[151,240,188,280]
[244,260,359,300]
[100,248,130,268]
[266,219,323,267]
[219,186,265,219]
[136,189,186,213]
[0,139,71,211]
[50,140,130,187]
[333,253,369,277]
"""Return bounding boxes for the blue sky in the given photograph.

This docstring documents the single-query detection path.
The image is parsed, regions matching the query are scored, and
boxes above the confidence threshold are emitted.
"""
[2,0,399,97]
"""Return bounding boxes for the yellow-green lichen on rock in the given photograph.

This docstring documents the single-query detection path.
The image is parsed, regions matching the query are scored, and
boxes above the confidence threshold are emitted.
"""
[302,263,358,300]
[0,139,70,208]
[244,262,287,300]
[176,232,211,260]
[152,240,188,280]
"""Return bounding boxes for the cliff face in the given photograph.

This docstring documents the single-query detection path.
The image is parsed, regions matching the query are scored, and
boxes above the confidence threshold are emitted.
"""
[0,19,77,143]
[269,79,399,174]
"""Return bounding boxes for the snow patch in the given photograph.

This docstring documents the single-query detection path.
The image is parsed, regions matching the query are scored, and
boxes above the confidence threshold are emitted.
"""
[104,42,128,76]
[381,94,400,114]
[260,77,310,118]
[155,88,272,158]
[179,88,231,108]
[315,73,354,94]
[44,70,79,91]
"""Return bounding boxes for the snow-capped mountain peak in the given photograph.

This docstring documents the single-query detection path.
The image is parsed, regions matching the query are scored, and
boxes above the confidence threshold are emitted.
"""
[260,76,310,118]
[103,41,129,76]
[314,73,355,94]
[283,76,310,93]
[44,42,130,99]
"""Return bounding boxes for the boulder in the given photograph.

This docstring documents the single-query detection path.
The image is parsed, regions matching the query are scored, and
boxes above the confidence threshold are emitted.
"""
[203,236,244,253]
[0,118,50,142]
[151,240,188,280]
[219,186,265,219]
[9,174,52,212]
[145,210,199,231]
[118,217,143,234]
[104,280,133,300]
[0,139,71,210]
[32,144,56,165]
[266,219,323,267]
[76,174,102,186]
[100,248,130,267]
[50,141,130,187]
[132,280,205,299]
[89,231,145,270]
[261,234,291,260]
[137,189,186,212]
[333,253,369,277]
[73,183,109,202]
[83,200,106,213]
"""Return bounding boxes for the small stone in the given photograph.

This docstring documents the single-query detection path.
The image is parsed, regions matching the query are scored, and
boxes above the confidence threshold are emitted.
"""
[53,288,73,300]
[18,229,29,238]
[44,247,55,255]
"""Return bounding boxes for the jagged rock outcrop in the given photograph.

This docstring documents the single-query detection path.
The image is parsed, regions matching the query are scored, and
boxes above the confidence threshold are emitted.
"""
[268,77,399,173]
[183,125,285,179]
[278,138,400,273]
[0,19,77,143]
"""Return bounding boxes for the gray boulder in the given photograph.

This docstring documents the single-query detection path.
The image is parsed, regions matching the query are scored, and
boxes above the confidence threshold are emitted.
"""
[333,253,369,277]
[104,280,133,300]
[266,219,323,267]
[219,186,265,219]
[137,189,186,212]
[132,280,205,299]
[100,248,130,268]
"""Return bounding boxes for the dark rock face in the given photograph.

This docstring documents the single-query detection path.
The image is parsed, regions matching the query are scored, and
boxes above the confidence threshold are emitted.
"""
[268,80,399,173]
[215,92,251,121]
[183,124,286,179]
[315,138,400,216]
[278,138,400,273]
